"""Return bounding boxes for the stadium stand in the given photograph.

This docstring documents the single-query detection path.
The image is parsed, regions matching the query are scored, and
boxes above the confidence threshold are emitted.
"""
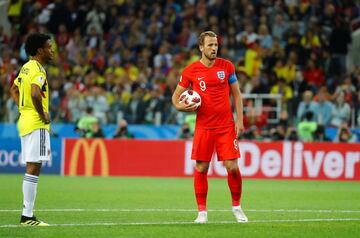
[0,0,359,142]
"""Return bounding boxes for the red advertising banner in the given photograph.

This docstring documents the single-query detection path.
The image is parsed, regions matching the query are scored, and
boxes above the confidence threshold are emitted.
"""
[63,139,186,177]
[63,139,360,181]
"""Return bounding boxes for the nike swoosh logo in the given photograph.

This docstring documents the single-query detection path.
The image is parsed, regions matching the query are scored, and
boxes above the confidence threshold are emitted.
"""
[197,77,204,80]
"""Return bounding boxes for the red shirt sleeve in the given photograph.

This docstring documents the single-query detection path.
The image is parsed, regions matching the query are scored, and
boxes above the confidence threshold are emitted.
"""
[227,60,235,74]
[178,67,192,88]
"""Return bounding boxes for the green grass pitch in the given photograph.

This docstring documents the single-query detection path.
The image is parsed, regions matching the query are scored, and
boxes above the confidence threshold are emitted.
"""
[0,174,359,238]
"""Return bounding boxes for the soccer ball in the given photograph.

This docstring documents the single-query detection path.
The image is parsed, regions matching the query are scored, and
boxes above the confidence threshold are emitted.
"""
[179,89,201,107]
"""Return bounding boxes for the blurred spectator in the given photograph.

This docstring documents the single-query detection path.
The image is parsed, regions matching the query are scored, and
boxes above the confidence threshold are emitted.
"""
[0,0,359,138]
[283,21,302,57]
[184,113,196,135]
[241,125,264,140]
[0,75,5,121]
[244,39,262,78]
[124,83,150,124]
[357,91,360,127]
[86,26,102,50]
[334,76,356,106]
[273,59,286,80]
[67,89,87,122]
[0,26,9,51]
[285,127,298,141]
[297,90,317,122]
[334,123,357,143]
[278,109,290,128]
[257,24,272,50]
[250,75,268,94]
[75,107,102,138]
[55,24,70,49]
[236,23,257,48]
[303,59,325,90]
[314,87,333,126]
[7,0,23,24]
[330,91,351,127]
[289,68,309,115]
[329,18,351,76]
[177,122,192,140]
[154,43,173,76]
[271,14,287,41]
[269,124,286,141]
[145,85,166,125]
[270,77,293,105]
[91,121,104,138]
[300,29,321,52]
[37,2,54,25]
[5,96,18,123]
[243,100,268,136]
[85,87,109,124]
[313,125,331,142]
[65,29,84,64]
[113,119,134,139]
[297,111,317,142]
[85,3,105,35]
[282,52,298,84]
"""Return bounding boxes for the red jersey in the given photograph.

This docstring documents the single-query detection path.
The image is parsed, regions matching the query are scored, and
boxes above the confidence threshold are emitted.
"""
[179,57,237,129]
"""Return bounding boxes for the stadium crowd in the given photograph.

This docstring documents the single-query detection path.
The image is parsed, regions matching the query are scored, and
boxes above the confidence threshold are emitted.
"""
[0,0,360,142]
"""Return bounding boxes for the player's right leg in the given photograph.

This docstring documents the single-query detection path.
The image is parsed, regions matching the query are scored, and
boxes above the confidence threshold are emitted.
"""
[20,129,50,226]
[194,161,209,223]
[191,128,215,223]
[20,162,49,226]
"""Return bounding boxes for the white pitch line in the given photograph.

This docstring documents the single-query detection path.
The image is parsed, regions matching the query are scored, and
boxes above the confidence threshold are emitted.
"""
[1,218,360,228]
[1,208,360,213]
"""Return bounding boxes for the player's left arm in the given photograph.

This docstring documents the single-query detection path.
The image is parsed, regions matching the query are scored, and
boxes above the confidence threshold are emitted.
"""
[31,73,50,124]
[10,82,19,106]
[229,78,244,138]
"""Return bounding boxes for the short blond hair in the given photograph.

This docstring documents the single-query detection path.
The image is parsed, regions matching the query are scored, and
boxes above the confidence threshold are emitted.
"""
[198,31,217,46]
[303,90,313,99]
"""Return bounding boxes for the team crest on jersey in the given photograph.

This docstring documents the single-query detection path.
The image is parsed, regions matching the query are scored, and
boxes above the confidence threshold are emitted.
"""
[217,71,225,82]
[38,76,45,85]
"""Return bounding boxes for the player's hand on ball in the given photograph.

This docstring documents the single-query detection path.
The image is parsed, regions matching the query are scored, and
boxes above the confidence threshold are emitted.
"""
[177,102,199,112]
[176,89,201,112]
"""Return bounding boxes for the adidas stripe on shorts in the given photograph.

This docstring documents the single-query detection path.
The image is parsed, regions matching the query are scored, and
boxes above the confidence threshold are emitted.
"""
[20,128,51,164]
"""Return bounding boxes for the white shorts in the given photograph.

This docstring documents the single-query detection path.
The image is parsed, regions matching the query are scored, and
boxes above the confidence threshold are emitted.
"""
[21,128,51,164]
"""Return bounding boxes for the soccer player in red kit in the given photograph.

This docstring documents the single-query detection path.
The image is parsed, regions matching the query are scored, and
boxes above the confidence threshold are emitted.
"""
[172,31,248,223]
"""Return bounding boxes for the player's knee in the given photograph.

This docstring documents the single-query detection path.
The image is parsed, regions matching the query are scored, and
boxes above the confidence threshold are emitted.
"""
[196,166,209,173]
[224,161,238,173]
[226,166,238,173]
[195,162,209,173]
[26,163,42,176]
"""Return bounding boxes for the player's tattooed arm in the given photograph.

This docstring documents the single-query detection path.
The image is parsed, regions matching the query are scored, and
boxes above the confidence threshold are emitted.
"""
[31,84,50,124]
[10,83,19,106]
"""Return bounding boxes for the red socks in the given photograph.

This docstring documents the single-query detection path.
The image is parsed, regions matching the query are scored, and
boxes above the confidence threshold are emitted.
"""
[194,168,242,210]
[227,168,242,206]
[194,169,208,211]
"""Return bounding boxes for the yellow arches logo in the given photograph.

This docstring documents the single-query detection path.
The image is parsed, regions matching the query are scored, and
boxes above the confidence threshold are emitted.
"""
[69,139,109,176]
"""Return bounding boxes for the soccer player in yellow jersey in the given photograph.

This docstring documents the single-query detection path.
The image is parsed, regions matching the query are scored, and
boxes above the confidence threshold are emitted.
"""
[10,33,54,226]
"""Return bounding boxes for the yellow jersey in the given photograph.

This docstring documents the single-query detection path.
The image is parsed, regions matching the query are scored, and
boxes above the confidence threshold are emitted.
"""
[14,60,50,136]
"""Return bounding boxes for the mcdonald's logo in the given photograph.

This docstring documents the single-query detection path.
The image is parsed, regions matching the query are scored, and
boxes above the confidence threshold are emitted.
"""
[69,139,109,176]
